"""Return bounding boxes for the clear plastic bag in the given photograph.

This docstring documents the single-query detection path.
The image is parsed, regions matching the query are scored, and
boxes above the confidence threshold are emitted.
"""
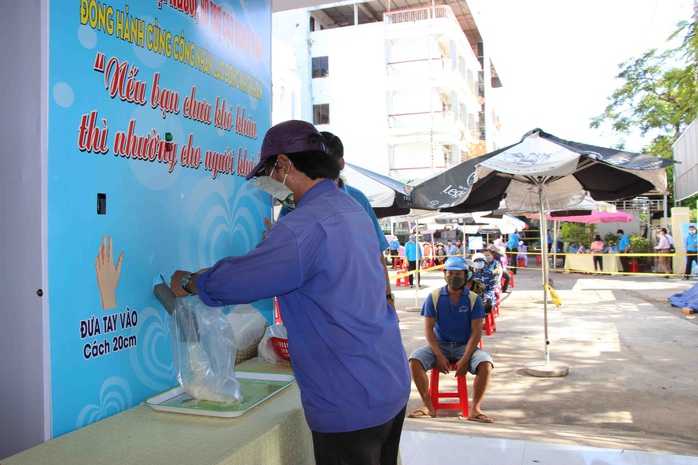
[258,324,289,363]
[170,296,242,403]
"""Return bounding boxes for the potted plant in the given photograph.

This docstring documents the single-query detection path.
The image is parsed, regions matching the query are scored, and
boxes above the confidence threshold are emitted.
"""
[628,234,649,272]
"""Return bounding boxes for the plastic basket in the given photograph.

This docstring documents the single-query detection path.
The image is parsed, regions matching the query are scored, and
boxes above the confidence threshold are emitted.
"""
[270,337,290,362]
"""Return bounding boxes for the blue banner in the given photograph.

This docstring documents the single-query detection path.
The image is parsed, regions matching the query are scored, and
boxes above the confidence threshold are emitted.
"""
[48,0,272,437]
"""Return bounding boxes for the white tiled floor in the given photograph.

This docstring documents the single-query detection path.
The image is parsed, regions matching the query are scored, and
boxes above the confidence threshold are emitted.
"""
[400,431,698,465]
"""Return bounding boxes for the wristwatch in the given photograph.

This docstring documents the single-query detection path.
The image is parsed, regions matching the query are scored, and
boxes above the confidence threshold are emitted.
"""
[181,273,196,295]
[386,293,395,300]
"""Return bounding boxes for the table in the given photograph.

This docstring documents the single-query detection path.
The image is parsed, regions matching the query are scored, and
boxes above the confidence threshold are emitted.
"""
[564,254,622,275]
[4,361,314,465]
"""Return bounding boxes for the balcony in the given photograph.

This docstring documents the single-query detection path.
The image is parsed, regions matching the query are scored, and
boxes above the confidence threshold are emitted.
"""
[384,5,457,26]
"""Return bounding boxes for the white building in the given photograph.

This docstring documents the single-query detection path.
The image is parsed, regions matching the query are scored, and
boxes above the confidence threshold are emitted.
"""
[272,1,503,182]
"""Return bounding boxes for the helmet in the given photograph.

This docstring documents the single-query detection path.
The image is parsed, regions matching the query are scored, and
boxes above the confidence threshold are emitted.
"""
[443,256,467,271]
[472,252,486,262]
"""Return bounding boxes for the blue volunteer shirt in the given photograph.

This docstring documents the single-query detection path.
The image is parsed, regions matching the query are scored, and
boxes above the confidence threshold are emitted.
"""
[196,179,410,433]
[421,286,485,344]
[507,232,520,250]
[618,235,630,253]
[686,231,697,252]
[342,181,389,252]
[404,240,422,261]
[279,178,388,253]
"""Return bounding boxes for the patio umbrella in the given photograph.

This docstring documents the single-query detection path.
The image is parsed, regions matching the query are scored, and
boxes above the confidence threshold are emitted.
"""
[343,163,416,218]
[410,128,673,376]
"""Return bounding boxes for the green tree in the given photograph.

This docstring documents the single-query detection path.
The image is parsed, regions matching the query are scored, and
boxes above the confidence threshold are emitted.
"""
[559,222,593,249]
[590,19,698,209]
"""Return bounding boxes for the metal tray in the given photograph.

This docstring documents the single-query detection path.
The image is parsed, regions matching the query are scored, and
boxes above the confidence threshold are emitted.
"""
[145,371,295,418]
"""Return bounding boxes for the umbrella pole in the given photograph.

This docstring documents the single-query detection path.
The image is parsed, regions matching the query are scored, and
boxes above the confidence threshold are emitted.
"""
[523,182,569,377]
[539,195,550,366]
[415,215,420,307]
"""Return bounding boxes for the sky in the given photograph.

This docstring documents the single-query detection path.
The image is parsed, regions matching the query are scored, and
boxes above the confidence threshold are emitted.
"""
[467,0,694,152]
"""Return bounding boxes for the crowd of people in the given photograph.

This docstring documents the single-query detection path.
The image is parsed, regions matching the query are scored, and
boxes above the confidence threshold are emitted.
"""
[388,224,698,280]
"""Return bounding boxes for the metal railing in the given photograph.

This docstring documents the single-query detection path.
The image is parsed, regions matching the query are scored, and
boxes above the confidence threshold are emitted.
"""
[384,5,457,26]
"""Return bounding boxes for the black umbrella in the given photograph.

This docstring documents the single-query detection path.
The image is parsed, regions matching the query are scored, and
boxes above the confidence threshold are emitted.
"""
[408,128,674,375]
[344,163,416,218]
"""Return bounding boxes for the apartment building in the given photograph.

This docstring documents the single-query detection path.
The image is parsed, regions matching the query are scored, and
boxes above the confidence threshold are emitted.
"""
[272,1,502,182]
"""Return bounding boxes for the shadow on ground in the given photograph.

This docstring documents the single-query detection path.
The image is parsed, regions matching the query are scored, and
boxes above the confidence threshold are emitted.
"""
[393,268,698,457]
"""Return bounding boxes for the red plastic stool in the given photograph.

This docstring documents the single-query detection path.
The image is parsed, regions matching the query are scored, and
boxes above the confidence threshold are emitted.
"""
[628,261,639,273]
[493,289,501,317]
[396,274,410,287]
[483,310,496,335]
[517,257,526,268]
[430,362,469,417]
[536,255,542,266]
[508,272,515,288]
[393,257,403,269]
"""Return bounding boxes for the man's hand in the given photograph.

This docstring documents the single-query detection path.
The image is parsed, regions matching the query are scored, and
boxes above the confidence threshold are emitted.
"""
[455,357,469,377]
[262,217,274,240]
[435,354,451,375]
[170,270,193,297]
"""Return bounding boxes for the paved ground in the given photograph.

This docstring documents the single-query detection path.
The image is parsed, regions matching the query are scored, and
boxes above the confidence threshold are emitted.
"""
[391,265,698,457]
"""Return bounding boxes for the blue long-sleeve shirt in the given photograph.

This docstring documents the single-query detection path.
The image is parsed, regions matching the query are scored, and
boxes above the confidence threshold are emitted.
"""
[280,178,388,253]
[196,179,410,433]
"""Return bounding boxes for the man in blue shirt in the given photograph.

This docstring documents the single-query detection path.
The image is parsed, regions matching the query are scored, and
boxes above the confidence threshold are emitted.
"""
[321,131,395,308]
[171,120,410,465]
[407,257,494,423]
[388,236,401,265]
[617,229,630,273]
[404,234,423,287]
[507,231,520,275]
[604,241,619,254]
[684,225,698,280]
[276,131,396,309]
[445,240,457,258]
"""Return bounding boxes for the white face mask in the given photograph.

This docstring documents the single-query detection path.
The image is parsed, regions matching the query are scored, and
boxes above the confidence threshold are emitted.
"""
[474,261,485,270]
[251,175,294,207]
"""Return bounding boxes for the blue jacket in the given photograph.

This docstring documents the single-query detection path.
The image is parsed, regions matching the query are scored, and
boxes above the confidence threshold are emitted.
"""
[686,231,697,252]
[197,180,410,433]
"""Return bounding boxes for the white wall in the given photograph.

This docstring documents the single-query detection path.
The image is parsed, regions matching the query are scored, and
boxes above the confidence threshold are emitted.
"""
[309,23,390,173]
[272,9,313,122]
[0,1,51,459]
[272,37,302,124]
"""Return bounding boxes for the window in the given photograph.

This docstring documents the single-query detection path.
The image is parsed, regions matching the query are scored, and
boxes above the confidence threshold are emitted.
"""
[312,56,329,79]
[313,104,330,125]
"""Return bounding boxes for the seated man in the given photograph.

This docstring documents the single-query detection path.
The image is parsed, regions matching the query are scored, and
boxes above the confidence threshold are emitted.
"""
[604,241,618,254]
[407,256,494,423]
